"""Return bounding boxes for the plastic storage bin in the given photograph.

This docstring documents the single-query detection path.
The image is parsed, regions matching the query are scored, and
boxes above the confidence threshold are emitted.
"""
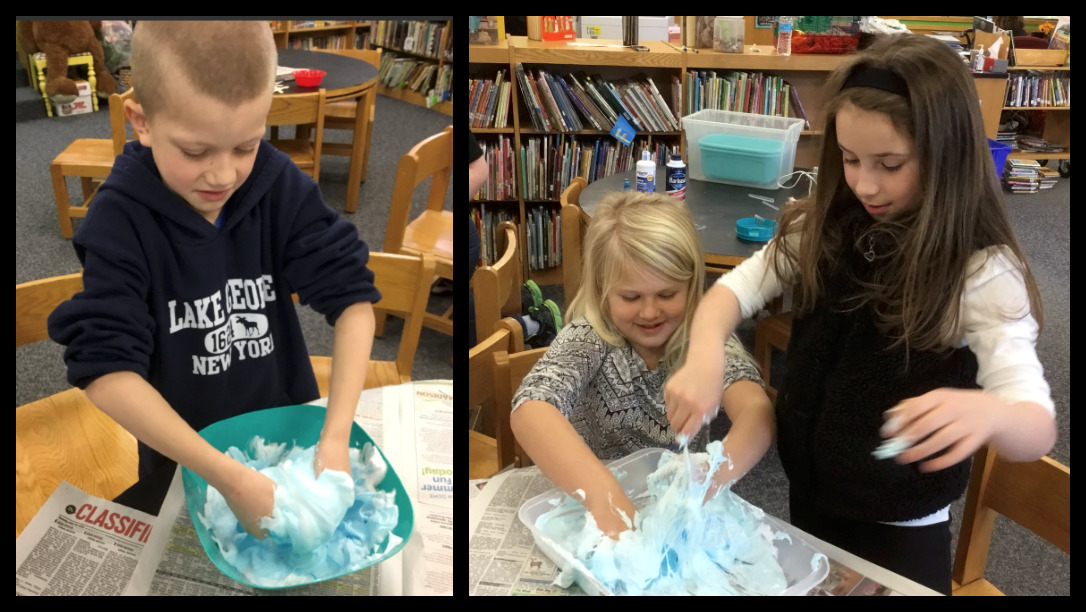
[518,447,829,596]
[713,16,745,53]
[988,138,1011,180]
[682,109,805,190]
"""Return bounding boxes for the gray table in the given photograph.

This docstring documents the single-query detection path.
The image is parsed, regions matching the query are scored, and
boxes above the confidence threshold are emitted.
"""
[579,166,813,269]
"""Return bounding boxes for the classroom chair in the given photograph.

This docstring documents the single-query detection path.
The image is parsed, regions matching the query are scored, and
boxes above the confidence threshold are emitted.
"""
[267,89,326,183]
[492,346,550,469]
[307,252,436,396]
[753,311,792,403]
[28,51,100,116]
[312,47,381,193]
[16,272,138,538]
[560,177,588,304]
[378,125,454,339]
[951,445,1070,595]
[472,221,522,347]
[49,87,134,238]
[468,323,524,480]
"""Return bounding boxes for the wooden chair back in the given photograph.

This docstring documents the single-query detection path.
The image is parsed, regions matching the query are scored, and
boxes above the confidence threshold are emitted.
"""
[384,125,453,257]
[266,89,326,181]
[493,347,550,469]
[16,273,138,537]
[472,221,522,346]
[468,325,522,479]
[951,445,1070,595]
[753,311,792,402]
[560,176,588,303]
[365,251,435,383]
[306,251,436,394]
[108,88,135,156]
[16,272,83,348]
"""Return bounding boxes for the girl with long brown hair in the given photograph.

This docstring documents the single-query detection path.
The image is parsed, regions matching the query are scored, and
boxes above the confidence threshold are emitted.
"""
[665,35,1055,594]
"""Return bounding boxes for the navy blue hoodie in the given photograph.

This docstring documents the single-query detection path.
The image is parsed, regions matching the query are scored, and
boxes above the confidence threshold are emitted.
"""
[48,140,381,477]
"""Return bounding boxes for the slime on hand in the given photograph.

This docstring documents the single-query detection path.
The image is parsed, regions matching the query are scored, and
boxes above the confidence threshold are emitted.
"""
[199,436,401,587]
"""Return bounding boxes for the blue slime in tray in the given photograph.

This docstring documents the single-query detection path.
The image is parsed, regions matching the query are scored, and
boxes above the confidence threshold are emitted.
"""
[536,441,796,595]
[199,436,400,587]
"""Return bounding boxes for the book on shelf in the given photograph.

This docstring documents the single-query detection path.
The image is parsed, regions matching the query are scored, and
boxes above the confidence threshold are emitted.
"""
[683,70,801,122]
[473,134,517,200]
[1005,72,1071,107]
[471,204,519,266]
[525,205,562,270]
[519,134,679,200]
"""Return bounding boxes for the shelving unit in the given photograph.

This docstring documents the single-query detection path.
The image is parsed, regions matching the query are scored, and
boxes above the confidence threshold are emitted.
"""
[1000,65,1070,164]
[470,32,1031,284]
[366,19,453,116]
[270,20,370,50]
[469,36,845,284]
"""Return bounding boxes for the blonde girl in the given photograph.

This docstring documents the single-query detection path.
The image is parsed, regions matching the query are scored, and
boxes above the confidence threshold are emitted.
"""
[666,35,1056,594]
[511,191,774,536]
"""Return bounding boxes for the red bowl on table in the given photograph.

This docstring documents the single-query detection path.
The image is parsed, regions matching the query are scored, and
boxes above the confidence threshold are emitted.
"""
[292,69,326,87]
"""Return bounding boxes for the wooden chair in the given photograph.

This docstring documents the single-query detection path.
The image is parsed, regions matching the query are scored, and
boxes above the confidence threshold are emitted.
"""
[753,311,792,402]
[267,89,326,182]
[16,273,138,537]
[951,445,1070,596]
[49,87,134,238]
[492,346,550,469]
[312,48,381,190]
[468,323,524,479]
[472,221,522,346]
[308,251,436,396]
[560,177,588,303]
[379,125,454,339]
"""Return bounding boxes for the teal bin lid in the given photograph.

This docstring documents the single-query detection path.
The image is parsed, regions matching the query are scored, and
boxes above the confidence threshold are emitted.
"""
[698,133,783,158]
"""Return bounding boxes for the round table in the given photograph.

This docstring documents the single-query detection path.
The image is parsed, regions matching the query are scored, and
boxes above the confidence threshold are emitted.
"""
[276,49,379,212]
[579,167,814,269]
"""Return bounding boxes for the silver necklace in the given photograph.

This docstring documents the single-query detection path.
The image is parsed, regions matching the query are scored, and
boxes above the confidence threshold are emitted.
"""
[863,236,876,262]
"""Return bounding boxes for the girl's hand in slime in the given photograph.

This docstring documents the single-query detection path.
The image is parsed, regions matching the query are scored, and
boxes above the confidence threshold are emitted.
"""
[587,489,638,539]
[665,356,724,440]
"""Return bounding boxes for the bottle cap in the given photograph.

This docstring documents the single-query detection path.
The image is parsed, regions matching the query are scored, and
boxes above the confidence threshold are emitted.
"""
[642,150,650,160]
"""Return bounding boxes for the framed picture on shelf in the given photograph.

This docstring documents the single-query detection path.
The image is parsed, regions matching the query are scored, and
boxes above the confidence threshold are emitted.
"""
[755,17,777,29]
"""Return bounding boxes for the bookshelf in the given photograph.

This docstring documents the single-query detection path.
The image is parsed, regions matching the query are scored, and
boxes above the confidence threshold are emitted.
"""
[469,34,1030,284]
[469,36,846,284]
[270,20,371,51]
[999,65,1070,164]
[366,19,453,116]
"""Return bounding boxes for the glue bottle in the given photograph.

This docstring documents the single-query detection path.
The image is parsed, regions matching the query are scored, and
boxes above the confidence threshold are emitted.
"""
[665,154,686,200]
[635,150,656,193]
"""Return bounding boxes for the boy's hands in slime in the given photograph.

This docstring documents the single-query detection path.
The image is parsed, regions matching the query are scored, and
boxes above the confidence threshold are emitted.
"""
[314,436,352,479]
[220,461,277,539]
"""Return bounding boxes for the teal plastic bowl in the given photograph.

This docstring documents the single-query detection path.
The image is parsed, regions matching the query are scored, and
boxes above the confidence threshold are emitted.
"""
[180,404,414,589]
[736,216,777,242]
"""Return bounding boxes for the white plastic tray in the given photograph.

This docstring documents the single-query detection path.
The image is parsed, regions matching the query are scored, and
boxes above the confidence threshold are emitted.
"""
[518,447,829,596]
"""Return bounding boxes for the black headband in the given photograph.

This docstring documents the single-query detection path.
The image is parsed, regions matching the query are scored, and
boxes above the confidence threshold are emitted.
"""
[842,65,910,99]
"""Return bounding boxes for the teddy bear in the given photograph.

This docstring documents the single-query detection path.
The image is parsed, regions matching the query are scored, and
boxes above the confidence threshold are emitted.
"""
[18,20,118,107]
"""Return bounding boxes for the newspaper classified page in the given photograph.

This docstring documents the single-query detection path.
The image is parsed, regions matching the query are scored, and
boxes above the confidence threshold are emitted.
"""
[17,480,167,595]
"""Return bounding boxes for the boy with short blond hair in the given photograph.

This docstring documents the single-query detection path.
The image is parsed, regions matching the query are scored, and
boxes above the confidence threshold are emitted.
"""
[48,20,379,538]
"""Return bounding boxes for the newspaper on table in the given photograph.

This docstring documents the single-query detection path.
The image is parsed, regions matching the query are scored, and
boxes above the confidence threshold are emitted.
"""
[467,465,937,596]
[16,381,453,596]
